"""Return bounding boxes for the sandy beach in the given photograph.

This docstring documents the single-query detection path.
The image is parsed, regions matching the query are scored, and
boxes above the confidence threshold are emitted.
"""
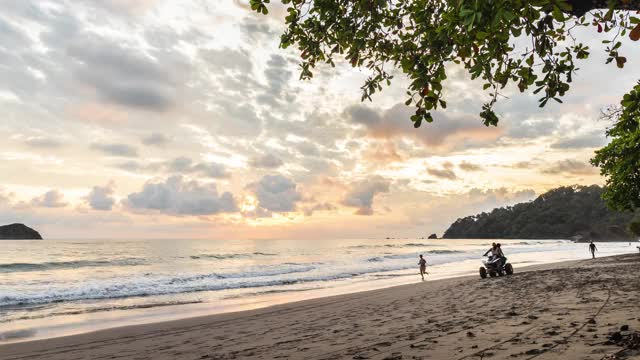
[2,253,639,360]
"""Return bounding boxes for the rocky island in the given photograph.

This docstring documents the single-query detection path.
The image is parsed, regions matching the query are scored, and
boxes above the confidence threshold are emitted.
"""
[0,223,43,240]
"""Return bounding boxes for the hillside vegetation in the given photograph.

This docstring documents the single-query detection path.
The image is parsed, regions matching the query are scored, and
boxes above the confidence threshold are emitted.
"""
[443,185,636,241]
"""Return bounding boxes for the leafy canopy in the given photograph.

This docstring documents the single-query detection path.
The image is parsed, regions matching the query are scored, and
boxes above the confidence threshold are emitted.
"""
[630,218,640,236]
[591,81,640,211]
[250,0,640,127]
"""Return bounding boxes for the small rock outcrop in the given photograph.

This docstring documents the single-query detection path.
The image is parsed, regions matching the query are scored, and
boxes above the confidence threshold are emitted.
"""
[0,223,42,240]
[428,233,438,239]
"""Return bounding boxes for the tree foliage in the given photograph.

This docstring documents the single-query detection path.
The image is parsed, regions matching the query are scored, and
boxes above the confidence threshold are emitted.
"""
[630,218,640,236]
[442,185,635,240]
[591,81,640,211]
[251,0,640,126]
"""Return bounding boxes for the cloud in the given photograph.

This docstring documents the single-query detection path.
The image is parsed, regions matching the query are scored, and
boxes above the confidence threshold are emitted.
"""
[113,157,230,179]
[303,202,336,216]
[346,103,501,148]
[24,137,64,149]
[505,118,557,139]
[142,133,170,146]
[550,131,607,149]
[466,187,537,207]
[257,54,293,107]
[427,167,458,180]
[67,32,177,111]
[167,156,193,172]
[250,154,284,169]
[209,100,263,137]
[511,161,533,169]
[91,143,139,157]
[192,163,230,179]
[238,16,275,42]
[343,177,390,215]
[167,157,230,179]
[126,176,237,215]
[0,17,31,49]
[542,159,598,175]
[200,47,252,73]
[31,190,67,208]
[364,141,403,163]
[459,161,484,172]
[251,175,301,212]
[295,142,320,156]
[86,184,116,210]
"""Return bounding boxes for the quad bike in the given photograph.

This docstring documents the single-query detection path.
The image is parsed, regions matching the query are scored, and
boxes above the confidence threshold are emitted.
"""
[479,255,514,278]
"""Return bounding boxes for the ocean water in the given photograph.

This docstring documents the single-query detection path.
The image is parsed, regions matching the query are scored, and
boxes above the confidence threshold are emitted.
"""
[0,238,637,343]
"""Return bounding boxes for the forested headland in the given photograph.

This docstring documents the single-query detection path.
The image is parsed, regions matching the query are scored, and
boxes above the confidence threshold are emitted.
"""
[443,185,637,241]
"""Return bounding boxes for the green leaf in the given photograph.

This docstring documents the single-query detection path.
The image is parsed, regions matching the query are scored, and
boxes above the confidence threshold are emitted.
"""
[476,31,489,40]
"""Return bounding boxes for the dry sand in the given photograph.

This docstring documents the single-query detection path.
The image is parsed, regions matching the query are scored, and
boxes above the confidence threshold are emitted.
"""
[2,254,640,360]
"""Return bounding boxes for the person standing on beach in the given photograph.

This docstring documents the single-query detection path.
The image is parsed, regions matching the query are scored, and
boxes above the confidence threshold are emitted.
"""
[589,241,597,259]
[418,255,428,281]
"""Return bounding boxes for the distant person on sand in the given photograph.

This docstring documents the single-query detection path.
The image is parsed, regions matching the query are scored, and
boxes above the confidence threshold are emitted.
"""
[589,241,597,259]
[418,255,428,280]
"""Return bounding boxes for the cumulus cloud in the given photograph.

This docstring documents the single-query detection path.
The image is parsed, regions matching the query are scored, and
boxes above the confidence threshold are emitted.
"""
[91,143,138,157]
[86,184,116,211]
[250,175,301,212]
[343,177,390,215]
[542,159,598,175]
[31,190,67,208]
[250,154,284,169]
[126,176,236,215]
[142,133,170,146]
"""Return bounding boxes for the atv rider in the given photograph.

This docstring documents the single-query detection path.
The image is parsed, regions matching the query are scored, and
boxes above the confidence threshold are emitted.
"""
[483,243,506,268]
[483,243,498,258]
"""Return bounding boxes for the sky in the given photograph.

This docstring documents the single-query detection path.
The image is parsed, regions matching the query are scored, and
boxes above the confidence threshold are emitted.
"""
[0,1,638,240]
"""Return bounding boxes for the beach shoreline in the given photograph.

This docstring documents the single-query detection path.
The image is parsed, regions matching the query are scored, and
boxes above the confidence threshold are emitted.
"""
[3,253,639,359]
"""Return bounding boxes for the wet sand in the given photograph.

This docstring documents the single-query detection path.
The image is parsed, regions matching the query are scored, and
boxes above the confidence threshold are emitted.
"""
[2,254,639,360]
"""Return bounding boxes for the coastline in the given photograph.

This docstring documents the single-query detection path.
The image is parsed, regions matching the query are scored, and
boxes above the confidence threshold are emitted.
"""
[3,253,639,359]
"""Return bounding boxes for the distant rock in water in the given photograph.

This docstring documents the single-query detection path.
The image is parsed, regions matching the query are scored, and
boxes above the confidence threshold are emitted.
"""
[428,233,438,239]
[442,185,635,241]
[0,223,42,240]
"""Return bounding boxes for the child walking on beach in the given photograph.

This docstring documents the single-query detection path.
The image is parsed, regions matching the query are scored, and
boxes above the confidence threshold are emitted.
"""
[418,255,428,280]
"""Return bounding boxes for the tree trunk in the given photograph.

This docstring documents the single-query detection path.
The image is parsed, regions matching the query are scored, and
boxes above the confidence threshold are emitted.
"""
[567,0,640,17]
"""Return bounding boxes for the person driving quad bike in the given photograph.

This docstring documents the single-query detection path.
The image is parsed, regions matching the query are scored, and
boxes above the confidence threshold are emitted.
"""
[483,243,506,268]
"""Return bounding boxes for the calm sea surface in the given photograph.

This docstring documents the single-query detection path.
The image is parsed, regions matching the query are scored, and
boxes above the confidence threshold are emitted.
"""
[0,238,637,343]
